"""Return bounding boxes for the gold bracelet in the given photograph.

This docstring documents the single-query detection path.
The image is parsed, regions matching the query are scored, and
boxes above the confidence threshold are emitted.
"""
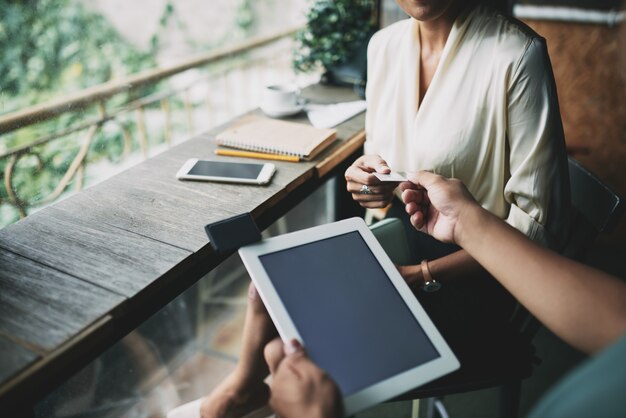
[420,260,442,293]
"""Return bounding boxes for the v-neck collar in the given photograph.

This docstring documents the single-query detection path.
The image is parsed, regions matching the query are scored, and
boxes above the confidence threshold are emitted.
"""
[412,6,475,118]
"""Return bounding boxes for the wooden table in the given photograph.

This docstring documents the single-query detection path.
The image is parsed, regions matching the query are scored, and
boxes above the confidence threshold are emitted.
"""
[0,85,365,413]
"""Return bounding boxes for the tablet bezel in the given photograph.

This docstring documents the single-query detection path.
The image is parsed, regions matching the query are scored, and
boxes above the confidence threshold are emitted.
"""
[238,217,459,416]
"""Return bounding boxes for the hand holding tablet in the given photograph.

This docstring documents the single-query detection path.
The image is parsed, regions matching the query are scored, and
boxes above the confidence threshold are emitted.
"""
[239,217,459,416]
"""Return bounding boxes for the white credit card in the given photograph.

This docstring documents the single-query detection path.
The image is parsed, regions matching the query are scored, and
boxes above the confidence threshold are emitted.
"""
[374,171,407,182]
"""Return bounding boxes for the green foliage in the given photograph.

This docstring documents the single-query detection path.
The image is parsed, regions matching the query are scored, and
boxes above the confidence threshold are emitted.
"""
[0,0,156,115]
[0,0,159,227]
[293,0,375,73]
[0,0,264,228]
[236,0,255,33]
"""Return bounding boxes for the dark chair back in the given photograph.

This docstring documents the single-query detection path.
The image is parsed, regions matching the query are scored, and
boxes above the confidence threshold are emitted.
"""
[563,157,625,259]
[517,157,625,341]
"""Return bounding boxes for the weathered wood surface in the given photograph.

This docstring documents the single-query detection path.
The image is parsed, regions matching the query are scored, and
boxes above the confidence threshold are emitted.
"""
[51,115,316,252]
[0,249,124,351]
[0,206,192,297]
[0,85,366,411]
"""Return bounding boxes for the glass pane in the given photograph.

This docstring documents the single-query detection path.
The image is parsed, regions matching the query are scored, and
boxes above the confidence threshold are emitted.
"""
[0,0,315,229]
[34,182,332,418]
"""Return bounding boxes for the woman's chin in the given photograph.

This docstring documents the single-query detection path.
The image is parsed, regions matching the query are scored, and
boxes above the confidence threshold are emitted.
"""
[397,0,459,23]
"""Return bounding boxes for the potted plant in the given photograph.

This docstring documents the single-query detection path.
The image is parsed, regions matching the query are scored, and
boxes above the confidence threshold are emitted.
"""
[293,0,376,96]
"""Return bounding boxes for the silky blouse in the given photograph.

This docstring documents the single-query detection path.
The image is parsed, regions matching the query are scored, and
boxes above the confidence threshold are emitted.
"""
[365,5,570,249]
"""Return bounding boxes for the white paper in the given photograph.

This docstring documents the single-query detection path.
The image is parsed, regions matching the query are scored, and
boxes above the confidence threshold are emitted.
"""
[306,100,367,129]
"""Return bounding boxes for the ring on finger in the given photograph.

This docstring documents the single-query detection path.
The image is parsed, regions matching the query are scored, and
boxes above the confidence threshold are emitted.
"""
[360,184,373,195]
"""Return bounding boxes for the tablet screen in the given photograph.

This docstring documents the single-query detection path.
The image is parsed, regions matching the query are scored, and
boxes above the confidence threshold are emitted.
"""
[259,231,440,396]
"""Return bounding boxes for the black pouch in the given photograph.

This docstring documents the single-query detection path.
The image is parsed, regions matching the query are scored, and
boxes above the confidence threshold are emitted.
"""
[204,213,262,254]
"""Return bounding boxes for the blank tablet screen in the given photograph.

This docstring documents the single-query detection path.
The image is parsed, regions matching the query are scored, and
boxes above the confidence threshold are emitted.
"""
[259,231,440,395]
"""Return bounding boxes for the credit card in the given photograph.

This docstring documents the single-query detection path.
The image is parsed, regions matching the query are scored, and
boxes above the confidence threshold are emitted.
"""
[374,171,407,182]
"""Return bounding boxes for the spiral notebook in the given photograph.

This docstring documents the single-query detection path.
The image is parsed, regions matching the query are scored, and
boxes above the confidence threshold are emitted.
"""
[216,118,337,160]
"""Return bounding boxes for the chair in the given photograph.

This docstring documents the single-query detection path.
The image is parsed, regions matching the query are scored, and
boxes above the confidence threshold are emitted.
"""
[369,217,412,265]
[513,157,626,347]
[563,157,625,259]
[367,157,624,418]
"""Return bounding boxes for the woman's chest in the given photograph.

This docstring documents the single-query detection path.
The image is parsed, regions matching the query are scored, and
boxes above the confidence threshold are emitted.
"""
[381,56,509,167]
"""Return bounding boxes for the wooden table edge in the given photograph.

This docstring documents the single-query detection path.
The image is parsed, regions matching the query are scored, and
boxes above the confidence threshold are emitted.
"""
[0,87,366,412]
[316,130,365,179]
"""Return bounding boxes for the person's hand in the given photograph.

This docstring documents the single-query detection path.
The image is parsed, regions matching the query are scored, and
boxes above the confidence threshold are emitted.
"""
[264,338,343,418]
[345,155,397,208]
[399,171,478,244]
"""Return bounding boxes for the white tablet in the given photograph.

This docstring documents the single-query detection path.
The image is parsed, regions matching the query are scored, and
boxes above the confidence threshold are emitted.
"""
[238,217,459,416]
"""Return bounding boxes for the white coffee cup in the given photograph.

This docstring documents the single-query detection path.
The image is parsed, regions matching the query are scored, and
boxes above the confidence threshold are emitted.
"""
[260,84,302,116]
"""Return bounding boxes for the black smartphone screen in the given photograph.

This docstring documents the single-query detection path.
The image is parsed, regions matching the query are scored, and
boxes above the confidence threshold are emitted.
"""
[188,160,264,179]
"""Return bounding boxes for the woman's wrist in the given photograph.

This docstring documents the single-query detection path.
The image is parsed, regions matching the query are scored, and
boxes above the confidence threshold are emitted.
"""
[420,260,442,292]
[397,264,424,288]
[398,262,443,292]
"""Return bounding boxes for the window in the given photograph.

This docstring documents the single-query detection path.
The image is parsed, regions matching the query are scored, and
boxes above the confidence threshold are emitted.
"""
[0,0,314,228]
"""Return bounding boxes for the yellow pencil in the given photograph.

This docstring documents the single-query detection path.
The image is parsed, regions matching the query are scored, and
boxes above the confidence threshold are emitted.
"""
[214,149,301,162]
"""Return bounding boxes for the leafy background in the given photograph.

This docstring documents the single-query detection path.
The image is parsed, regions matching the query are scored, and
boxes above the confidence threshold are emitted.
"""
[0,0,287,227]
[293,0,375,72]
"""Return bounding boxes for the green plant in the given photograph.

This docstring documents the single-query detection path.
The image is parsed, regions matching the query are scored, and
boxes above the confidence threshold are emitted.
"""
[0,0,157,116]
[293,0,375,73]
[0,0,269,228]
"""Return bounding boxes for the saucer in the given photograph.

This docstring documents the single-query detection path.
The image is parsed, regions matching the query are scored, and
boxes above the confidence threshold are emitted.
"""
[261,103,305,118]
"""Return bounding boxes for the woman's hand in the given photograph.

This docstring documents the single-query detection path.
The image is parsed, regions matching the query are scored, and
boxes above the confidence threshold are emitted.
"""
[345,155,397,208]
[264,338,343,418]
[399,171,478,244]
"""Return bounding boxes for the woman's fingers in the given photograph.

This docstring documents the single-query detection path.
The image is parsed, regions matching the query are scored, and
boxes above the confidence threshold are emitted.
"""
[345,164,380,185]
[264,337,286,375]
[347,179,396,208]
[345,155,398,207]
[346,180,395,195]
[345,154,391,184]
[350,193,391,203]
[355,155,391,174]
[247,283,266,313]
[351,197,393,209]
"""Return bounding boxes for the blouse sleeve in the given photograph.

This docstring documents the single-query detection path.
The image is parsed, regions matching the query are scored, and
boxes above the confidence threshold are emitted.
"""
[505,38,570,250]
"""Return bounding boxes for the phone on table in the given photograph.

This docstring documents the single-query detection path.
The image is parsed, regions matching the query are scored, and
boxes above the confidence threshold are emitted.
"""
[176,159,276,185]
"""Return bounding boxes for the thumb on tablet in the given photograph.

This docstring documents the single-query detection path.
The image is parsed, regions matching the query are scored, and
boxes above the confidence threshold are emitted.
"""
[282,340,329,379]
[264,337,286,374]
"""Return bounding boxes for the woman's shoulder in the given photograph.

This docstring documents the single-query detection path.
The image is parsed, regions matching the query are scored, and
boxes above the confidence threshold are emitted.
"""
[468,5,548,67]
[368,18,412,55]
[472,5,543,43]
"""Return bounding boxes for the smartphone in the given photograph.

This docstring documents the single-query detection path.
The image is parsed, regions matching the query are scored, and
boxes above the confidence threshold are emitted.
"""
[176,159,276,185]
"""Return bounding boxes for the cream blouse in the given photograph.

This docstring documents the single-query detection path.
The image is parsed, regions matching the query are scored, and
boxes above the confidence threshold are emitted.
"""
[365,5,570,249]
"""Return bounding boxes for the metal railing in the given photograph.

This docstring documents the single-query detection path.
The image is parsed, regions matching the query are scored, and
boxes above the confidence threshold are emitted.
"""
[0,27,309,227]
